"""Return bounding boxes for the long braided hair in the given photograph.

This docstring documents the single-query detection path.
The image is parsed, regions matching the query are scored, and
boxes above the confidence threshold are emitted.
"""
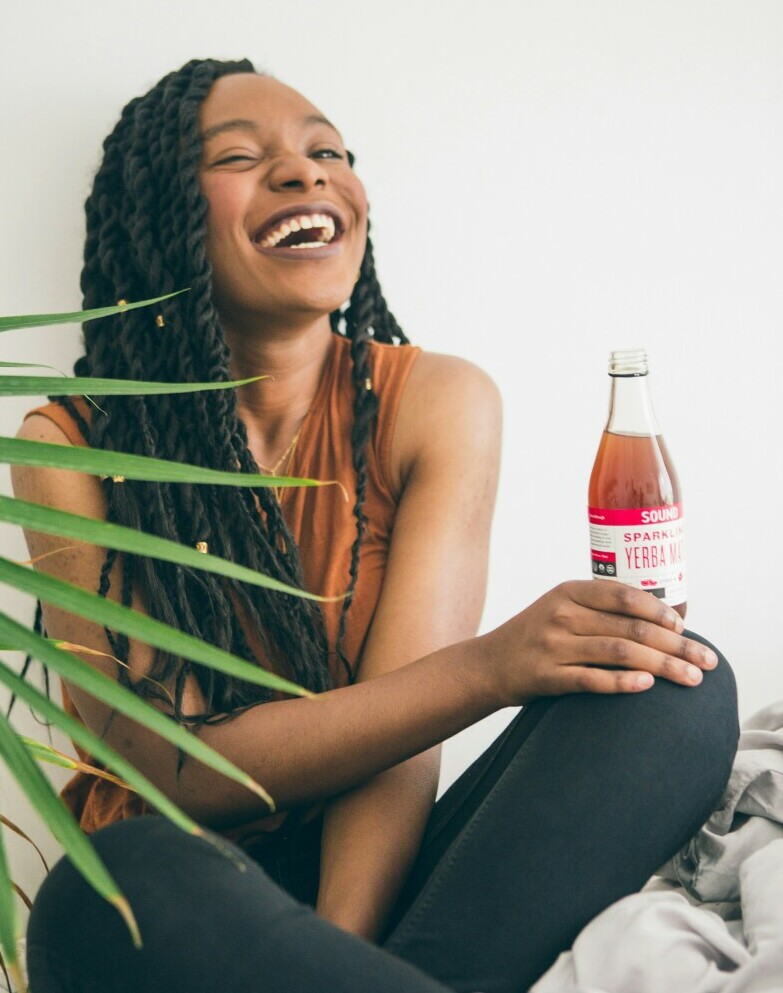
[12,58,409,731]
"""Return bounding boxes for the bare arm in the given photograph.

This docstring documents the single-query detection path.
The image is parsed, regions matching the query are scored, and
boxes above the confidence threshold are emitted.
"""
[11,415,718,834]
[315,354,502,939]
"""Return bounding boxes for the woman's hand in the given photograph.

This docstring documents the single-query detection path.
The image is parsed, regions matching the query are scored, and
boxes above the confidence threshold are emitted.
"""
[480,579,718,707]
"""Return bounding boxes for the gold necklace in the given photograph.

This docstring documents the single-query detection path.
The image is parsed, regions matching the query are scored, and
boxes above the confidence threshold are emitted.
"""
[257,424,304,503]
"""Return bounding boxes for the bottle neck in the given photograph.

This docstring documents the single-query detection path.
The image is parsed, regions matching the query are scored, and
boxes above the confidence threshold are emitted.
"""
[605,374,661,436]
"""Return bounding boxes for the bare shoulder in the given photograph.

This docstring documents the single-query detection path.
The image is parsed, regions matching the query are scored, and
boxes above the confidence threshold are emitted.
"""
[12,414,105,517]
[16,411,73,446]
[405,351,501,411]
[391,352,503,491]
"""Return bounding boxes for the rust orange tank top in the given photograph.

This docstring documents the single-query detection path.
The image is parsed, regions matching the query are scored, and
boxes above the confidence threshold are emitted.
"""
[24,333,420,849]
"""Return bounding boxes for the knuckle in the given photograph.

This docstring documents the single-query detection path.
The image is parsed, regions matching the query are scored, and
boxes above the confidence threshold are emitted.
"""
[680,637,697,662]
[610,639,630,664]
[627,618,648,642]
[574,669,596,693]
[550,603,573,628]
[659,654,678,680]
[615,585,636,613]
[555,581,576,601]
[594,637,615,663]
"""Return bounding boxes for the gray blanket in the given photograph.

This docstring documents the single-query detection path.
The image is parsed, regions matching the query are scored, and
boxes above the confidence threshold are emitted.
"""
[531,701,783,993]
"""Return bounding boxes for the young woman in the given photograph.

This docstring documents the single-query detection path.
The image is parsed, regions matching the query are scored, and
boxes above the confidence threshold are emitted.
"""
[14,59,738,993]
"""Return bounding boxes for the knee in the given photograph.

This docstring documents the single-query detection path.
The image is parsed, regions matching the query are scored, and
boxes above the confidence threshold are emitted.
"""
[28,817,208,944]
[27,817,177,991]
[682,629,739,754]
[571,630,738,798]
[638,629,739,808]
[28,815,293,987]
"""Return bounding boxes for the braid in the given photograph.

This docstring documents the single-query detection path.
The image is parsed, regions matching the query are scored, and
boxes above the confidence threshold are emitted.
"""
[333,230,406,682]
[361,236,410,346]
[4,602,43,720]
[29,60,410,738]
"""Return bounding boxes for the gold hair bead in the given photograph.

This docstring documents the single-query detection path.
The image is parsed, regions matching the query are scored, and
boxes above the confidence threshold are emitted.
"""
[155,314,165,328]
[195,541,209,554]
[101,474,125,483]
[116,299,128,307]
[364,377,373,391]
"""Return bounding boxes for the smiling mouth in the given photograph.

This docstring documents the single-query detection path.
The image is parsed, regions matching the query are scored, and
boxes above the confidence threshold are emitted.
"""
[253,211,342,250]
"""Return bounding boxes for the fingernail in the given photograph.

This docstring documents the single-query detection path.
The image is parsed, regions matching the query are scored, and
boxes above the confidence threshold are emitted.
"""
[687,665,702,683]
[705,651,718,668]
[636,673,654,690]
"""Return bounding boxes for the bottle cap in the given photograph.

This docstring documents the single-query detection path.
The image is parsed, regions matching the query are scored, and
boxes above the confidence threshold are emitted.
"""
[609,349,648,376]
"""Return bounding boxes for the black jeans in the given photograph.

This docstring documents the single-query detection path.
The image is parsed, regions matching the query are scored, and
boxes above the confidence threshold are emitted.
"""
[27,636,738,993]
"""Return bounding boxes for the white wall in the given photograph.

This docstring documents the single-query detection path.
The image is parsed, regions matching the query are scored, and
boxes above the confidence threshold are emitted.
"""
[2,0,782,905]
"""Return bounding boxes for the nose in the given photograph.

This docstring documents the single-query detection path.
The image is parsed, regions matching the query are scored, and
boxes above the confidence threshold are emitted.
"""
[267,152,328,193]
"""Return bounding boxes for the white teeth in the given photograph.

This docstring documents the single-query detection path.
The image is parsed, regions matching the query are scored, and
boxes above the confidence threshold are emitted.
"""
[258,211,339,248]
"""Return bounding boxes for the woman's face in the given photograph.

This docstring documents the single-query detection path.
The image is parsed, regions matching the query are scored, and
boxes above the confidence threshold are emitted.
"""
[197,73,368,331]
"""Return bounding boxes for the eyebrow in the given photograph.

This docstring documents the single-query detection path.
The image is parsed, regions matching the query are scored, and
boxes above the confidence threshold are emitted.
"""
[200,113,341,143]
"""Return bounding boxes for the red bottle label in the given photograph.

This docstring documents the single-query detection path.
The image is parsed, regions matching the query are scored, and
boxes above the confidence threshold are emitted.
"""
[588,503,687,606]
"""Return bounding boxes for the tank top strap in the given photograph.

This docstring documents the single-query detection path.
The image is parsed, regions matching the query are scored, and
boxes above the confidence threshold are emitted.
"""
[24,398,92,447]
[367,340,421,493]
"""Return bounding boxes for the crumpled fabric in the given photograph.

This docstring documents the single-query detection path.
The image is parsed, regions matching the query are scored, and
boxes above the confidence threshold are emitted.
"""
[530,701,783,993]
[659,700,783,909]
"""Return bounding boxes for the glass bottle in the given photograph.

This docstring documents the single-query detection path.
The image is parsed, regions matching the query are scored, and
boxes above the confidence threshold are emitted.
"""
[587,349,687,618]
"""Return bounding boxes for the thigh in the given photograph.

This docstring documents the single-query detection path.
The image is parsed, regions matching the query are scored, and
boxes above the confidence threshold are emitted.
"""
[401,695,552,908]
[26,814,453,993]
[384,639,739,993]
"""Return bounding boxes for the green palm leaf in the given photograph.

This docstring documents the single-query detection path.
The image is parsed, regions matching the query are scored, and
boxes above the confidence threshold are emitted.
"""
[2,657,260,843]
[0,361,64,371]
[0,437,332,491]
[16,736,80,773]
[0,612,275,809]
[0,495,338,603]
[0,291,187,332]
[0,287,323,982]
[0,374,266,397]
[0,823,23,992]
[0,556,312,700]
[0,713,143,951]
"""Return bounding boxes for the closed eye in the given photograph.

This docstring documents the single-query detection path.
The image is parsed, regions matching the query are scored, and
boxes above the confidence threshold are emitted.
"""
[214,154,256,165]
